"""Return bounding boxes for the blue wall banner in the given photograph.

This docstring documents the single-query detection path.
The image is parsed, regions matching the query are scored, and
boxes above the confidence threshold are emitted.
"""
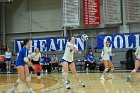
[15,37,86,53]
[96,33,140,49]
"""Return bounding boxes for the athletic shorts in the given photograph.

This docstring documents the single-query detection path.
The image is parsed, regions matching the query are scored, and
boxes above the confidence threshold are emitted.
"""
[61,59,73,65]
[5,58,11,62]
[16,62,26,67]
[102,56,112,61]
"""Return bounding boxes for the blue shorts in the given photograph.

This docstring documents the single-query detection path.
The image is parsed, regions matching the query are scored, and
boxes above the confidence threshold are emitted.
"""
[109,56,112,61]
[16,61,26,67]
[5,58,11,62]
[61,59,73,65]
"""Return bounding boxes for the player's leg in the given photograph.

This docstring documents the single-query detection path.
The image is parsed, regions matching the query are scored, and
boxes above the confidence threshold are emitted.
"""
[61,61,70,89]
[108,61,114,79]
[24,65,35,93]
[36,72,41,79]
[100,60,109,80]
[6,61,9,73]
[127,60,140,82]
[69,62,85,87]
[10,66,25,93]
[8,61,11,73]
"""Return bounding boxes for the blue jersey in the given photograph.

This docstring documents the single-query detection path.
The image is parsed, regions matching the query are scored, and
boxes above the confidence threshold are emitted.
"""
[87,54,95,62]
[44,57,51,64]
[16,46,29,66]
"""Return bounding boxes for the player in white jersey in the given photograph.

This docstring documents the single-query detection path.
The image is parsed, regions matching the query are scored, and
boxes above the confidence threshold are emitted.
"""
[61,37,85,89]
[100,41,115,80]
[5,48,12,73]
[29,48,42,79]
[127,47,140,82]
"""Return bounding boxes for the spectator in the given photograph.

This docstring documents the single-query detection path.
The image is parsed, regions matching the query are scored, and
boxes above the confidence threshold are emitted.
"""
[0,54,6,73]
[42,54,51,73]
[85,46,92,59]
[5,48,12,73]
[0,45,7,54]
[85,51,96,70]
[51,54,58,72]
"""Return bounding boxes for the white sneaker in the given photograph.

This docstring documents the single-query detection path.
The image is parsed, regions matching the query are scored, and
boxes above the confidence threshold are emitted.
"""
[64,83,71,89]
[62,80,71,89]
[100,77,105,80]
[9,88,17,93]
[77,81,85,87]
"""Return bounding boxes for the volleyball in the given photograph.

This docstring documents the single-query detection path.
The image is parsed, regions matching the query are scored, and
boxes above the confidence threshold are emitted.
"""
[81,34,88,41]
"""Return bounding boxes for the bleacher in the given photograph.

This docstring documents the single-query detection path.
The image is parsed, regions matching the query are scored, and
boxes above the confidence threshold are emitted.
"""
[0,48,131,74]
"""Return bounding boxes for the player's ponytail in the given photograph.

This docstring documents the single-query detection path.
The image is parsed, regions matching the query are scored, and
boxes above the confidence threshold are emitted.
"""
[20,42,24,48]
[68,37,73,42]
[21,38,30,48]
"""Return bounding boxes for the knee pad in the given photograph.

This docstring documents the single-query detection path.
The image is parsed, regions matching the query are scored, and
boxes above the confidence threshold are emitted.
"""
[105,68,109,72]
[16,78,22,83]
[132,69,136,73]
[111,68,114,71]
[62,71,68,77]
[26,76,31,82]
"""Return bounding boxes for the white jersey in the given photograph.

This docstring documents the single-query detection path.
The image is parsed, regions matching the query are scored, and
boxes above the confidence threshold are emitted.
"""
[29,52,41,61]
[135,47,140,59]
[16,53,19,60]
[101,47,112,60]
[5,51,12,58]
[62,42,77,62]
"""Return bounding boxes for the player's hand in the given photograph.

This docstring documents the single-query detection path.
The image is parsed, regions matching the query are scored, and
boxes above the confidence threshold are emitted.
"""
[32,65,36,70]
[112,53,115,56]
[28,62,33,67]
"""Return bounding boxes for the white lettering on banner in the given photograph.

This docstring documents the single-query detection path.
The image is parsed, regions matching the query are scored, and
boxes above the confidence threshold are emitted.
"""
[15,37,86,52]
[49,39,56,51]
[114,35,123,48]
[75,38,85,50]
[30,40,38,52]
[17,41,22,51]
[103,36,112,47]
[124,35,133,48]
[57,39,66,50]
[97,33,140,49]
[135,34,140,48]
[39,40,47,51]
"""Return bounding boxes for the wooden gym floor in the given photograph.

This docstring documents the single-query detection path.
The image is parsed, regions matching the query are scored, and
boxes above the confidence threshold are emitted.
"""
[0,72,140,93]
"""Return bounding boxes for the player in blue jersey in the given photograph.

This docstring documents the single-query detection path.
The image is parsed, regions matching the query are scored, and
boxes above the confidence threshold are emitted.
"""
[10,38,35,93]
